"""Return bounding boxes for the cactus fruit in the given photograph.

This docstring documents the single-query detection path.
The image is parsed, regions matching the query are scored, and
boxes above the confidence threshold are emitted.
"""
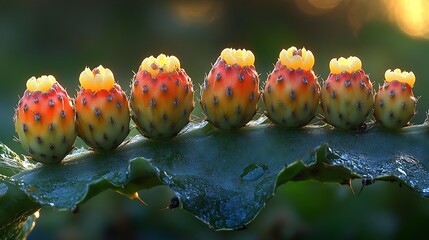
[263,47,320,127]
[320,56,374,129]
[75,65,130,151]
[200,48,260,130]
[130,54,194,139]
[14,75,77,164]
[374,69,417,129]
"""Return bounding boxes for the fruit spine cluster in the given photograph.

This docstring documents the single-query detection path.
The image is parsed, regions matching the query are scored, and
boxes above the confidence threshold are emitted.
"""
[14,48,417,164]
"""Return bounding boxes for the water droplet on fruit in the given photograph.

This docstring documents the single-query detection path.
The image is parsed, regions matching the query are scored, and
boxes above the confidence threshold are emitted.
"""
[240,164,267,181]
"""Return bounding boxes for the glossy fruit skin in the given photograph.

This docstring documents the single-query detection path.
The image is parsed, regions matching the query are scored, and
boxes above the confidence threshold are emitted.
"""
[200,57,260,130]
[374,80,416,129]
[130,68,194,139]
[14,83,77,164]
[75,84,130,150]
[321,70,374,129]
[263,61,320,127]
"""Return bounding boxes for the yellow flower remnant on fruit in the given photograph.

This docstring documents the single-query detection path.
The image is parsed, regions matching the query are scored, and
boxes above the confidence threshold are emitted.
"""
[329,56,362,74]
[26,75,57,93]
[140,54,180,76]
[385,68,415,87]
[220,48,255,67]
[279,46,315,71]
[79,65,115,92]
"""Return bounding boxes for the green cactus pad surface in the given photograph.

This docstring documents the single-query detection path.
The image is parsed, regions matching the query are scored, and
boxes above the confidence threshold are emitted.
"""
[1,116,429,232]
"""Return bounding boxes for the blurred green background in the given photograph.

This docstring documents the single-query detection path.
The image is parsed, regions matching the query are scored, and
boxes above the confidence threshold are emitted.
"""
[1,0,429,239]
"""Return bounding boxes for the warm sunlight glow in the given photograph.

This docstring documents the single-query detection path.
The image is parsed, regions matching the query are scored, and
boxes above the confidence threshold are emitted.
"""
[170,1,221,24]
[387,0,429,39]
[295,0,342,15]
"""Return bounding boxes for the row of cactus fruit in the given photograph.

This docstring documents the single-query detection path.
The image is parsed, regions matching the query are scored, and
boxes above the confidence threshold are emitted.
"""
[13,47,417,164]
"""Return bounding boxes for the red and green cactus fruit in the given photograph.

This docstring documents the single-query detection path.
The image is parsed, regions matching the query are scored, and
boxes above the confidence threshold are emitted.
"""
[320,56,374,129]
[75,65,130,151]
[14,75,77,164]
[130,54,195,139]
[263,46,320,127]
[200,48,260,130]
[374,69,417,129]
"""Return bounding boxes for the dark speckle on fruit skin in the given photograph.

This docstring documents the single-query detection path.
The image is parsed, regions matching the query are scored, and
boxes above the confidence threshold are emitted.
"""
[143,86,148,93]
[216,72,221,81]
[250,92,255,102]
[161,84,168,93]
[150,98,156,108]
[238,73,245,82]
[95,108,101,117]
[213,96,218,105]
[226,87,233,97]
[290,90,296,101]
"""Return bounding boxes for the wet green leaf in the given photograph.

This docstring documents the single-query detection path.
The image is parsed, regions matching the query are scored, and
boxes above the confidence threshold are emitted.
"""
[0,211,38,240]
[0,143,34,176]
[1,118,429,231]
